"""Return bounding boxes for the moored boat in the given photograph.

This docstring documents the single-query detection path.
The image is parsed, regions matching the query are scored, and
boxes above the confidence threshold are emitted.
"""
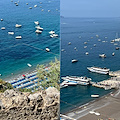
[99,54,106,58]
[87,66,110,74]
[91,94,99,98]
[71,59,78,63]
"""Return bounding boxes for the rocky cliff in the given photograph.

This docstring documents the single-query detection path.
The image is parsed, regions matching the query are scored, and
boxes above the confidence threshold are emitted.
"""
[0,87,60,120]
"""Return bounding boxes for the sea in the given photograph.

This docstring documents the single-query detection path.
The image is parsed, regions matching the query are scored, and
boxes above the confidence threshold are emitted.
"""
[60,17,120,113]
[0,0,60,80]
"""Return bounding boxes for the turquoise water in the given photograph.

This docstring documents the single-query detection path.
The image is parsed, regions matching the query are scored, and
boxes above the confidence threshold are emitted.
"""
[0,0,60,80]
[60,17,120,113]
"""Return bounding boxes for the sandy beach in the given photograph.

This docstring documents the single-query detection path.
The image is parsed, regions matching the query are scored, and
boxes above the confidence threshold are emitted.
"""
[61,89,120,120]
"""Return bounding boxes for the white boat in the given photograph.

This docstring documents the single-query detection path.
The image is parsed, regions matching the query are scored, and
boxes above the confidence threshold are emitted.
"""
[116,47,119,50]
[15,36,22,39]
[8,32,14,35]
[34,21,39,25]
[35,26,43,30]
[27,63,32,67]
[48,10,50,12]
[1,19,3,21]
[46,48,50,52]
[49,31,55,34]
[26,3,28,5]
[29,7,32,9]
[68,42,71,45]
[112,52,115,56]
[35,29,42,34]
[34,5,37,7]
[15,24,22,28]
[60,83,68,88]
[85,52,89,55]
[62,76,91,85]
[61,81,77,86]
[111,33,120,42]
[87,66,110,74]
[71,59,78,63]
[99,54,106,58]
[91,94,99,98]
[1,27,5,30]
[50,34,58,38]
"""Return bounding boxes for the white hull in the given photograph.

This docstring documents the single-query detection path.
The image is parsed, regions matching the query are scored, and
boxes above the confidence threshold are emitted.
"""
[87,67,109,74]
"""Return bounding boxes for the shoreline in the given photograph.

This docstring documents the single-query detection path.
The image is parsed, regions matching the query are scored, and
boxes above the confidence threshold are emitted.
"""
[61,88,119,120]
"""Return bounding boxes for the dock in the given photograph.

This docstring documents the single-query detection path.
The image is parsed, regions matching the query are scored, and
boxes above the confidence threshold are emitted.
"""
[109,70,120,77]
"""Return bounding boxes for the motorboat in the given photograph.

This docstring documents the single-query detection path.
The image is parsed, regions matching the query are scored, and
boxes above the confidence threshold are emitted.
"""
[85,52,89,55]
[71,59,78,63]
[116,47,119,50]
[35,29,42,34]
[61,81,77,86]
[35,26,43,30]
[27,63,32,67]
[68,42,71,45]
[112,52,115,56]
[34,5,37,7]
[50,34,58,38]
[49,31,55,34]
[87,66,110,74]
[8,32,14,35]
[91,94,99,98]
[1,27,5,30]
[34,21,39,25]
[62,76,92,85]
[26,3,28,5]
[15,36,22,39]
[1,19,3,21]
[15,24,22,28]
[99,54,106,58]
[41,9,44,11]
[16,3,18,6]
[29,7,32,9]
[48,10,50,12]
[46,48,50,52]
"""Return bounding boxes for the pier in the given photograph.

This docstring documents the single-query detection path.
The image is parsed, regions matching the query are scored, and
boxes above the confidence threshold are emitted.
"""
[109,70,120,77]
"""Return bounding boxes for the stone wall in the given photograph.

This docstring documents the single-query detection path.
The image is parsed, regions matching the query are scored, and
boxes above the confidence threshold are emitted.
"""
[0,87,60,120]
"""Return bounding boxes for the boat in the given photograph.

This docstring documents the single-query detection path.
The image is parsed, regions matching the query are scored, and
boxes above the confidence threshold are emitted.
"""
[46,48,50,52]
[87,66,110,74]
[15,36,22,39]
[27,63,32,67]
[71,59,78,63]
[15,24,22,28]
[29,7,32,9]
[68,42,71,45]
[61,81,77,86]
[48,10,50,12]
[112,52,115,56]
[1,27,5,30]
[34,21,39,25]
[35,30,42,34]
[8,32,14,35]
[111,33,120,42]
[99,54,106,58]
[62,76,92,85]
[35,26,43,30]
[60,83,68,88]
[116,47,119,50]
[50,34,58,38]
[1,19,3,21]
[91,94,99,98]
[34,5,37,7]
[49,31,55,34]
[26,3,28,5]
[85,52,89,55]
[16,3,18,6]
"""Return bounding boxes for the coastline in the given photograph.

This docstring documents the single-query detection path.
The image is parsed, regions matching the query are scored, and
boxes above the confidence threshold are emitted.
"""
[61,88,119,120]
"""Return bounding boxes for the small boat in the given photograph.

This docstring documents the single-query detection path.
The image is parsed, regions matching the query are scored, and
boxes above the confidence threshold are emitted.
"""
[74,47,77,50]
[40,2,42,4]
[8,32,14,35]
[16,3,18,6]
[60,83,68,88]
[15,24,22,28]
[41,9,44,11]
[50,34,58,38]
[87,66,110,74]
[29,7,32,9]
[35,29,42,34]
[26,3,28,5]
[96,35,99,37]
[15,36,22,39]
[49,31,55,34]
[14,2,17,4]
[61,81,77,86]
[27,63,32,67]
[85,52,89,55]
[40,6,42,8]
[93,44,96,47]
[68,42,71,45]
[46,48,50,52]
[84,42,87,44]
[112,52,115,56]
[116,47,119,50]
[35,26,43,30]
[1,27,5,30]
[48,10,50,12]
[1,19,3,21]
[91,94,99,98]
[99,54,106,58]
[34,5,37,7]
[34,21,39,25]
[71,59,78,63]
[84,46,87,48]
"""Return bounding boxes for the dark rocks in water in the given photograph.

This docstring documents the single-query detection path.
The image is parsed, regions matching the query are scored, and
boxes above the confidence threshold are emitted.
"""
[0,87,60,120]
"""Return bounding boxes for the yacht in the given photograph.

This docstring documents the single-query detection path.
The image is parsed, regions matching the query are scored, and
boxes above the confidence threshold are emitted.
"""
[62,76,91,85]
[71,59,78,63]
[15,36,22,39]
[35,29,42,34]
[87,66,110,74]
[8,32,14,35]
[99,54,106,58]
[35,26,43,30]
[49,31,55,34]
[60,81,77,86]
[15,24,22,28]
[34,21,39,25]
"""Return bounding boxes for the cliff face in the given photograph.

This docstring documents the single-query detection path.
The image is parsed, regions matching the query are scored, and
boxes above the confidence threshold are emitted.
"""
[0,87,60,120]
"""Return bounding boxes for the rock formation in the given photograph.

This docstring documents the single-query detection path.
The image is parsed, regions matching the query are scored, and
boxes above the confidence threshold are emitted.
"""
[0,87,60,120]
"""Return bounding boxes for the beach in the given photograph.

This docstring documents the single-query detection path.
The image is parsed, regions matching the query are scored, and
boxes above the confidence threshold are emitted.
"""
[61,88,120,120]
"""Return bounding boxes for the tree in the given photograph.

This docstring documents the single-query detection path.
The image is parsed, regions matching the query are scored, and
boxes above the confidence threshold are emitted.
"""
[36,58,60,90]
